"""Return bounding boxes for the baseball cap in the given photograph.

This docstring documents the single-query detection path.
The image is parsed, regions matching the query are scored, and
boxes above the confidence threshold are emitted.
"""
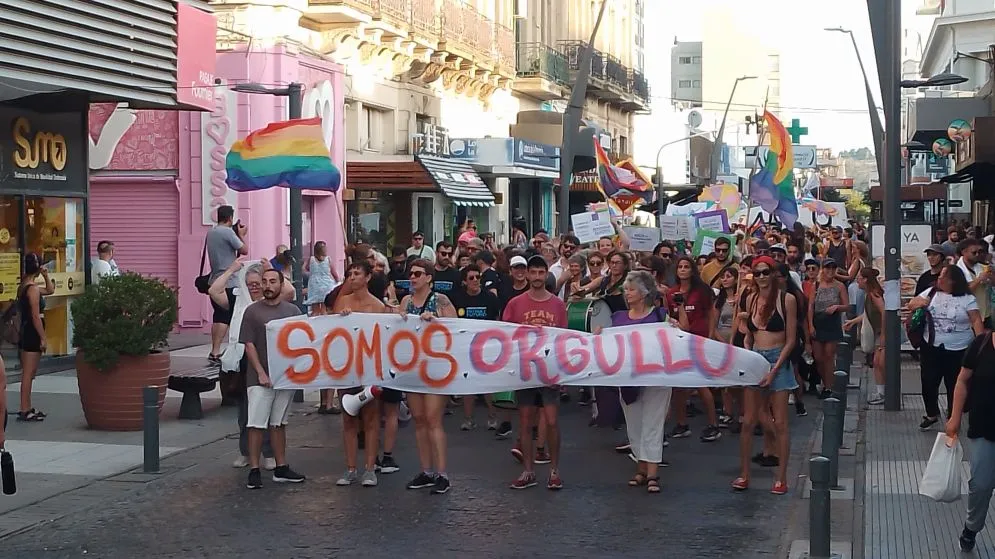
[821,257,838,268]
[924,244,946,255]
[770,243,787,254]
[509,256,528,268]
[527,254,549,270]
[804,257,819,266]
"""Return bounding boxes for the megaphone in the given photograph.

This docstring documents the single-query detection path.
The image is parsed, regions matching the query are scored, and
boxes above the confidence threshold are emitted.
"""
[342,386,383,417]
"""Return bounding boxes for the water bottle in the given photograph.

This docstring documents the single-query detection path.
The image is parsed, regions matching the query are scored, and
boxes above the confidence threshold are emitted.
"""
[1,448,15,495]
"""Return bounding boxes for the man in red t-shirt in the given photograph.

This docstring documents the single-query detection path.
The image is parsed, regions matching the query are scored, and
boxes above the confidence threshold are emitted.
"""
[502,255,567,491]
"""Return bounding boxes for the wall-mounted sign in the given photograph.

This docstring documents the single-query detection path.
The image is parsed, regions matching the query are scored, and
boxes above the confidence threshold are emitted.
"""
[200,81,239,225]
[448,138,478,158]
[0,108,85,193]
[513,139,559,170]
[412,122,450,156]
[744,145,818,168]
[926,153,948,174]
[948,118,973,142]
[933,138,953,157]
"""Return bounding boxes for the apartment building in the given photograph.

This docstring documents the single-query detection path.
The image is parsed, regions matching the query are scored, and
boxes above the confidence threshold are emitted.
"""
[671,41,703,109]
[509,0,651,217]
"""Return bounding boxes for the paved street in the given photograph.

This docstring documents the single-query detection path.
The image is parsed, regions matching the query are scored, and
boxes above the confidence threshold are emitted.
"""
[1,393,816,558]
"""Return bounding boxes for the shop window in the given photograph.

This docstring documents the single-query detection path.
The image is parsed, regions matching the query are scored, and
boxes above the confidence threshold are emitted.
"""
[348,191,395,256]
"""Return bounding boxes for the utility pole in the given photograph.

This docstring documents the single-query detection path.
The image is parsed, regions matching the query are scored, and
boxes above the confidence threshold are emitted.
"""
[557,0,609,235]
[287,83,304,309]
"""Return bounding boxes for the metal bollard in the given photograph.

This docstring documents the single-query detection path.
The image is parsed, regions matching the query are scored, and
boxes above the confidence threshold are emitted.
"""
[810,456,832,558]
[835,340,852,374]
[822,397,843,489]
[142,386,160,473]
[832,370,849,412]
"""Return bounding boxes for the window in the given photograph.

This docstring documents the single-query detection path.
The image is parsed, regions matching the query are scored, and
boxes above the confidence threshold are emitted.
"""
[692,56,701,64]
[678,56,692,64]
[692,80,701,87]
[768,54,780,72]
[678,80,692,88]
[362,106,384,152]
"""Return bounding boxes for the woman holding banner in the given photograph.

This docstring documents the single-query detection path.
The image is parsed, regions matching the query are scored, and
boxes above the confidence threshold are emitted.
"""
[600,271,670,493]
[397,259,457,495]
[733,255,798,495]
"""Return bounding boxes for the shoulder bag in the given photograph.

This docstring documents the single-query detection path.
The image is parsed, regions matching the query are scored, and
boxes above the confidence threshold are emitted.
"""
[194,236,211,294]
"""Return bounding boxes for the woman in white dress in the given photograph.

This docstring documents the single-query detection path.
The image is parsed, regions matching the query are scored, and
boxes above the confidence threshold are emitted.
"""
[305,241,339,315]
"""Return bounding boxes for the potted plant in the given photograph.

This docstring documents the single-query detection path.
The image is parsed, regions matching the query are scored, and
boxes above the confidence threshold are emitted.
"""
[72,273,177,431]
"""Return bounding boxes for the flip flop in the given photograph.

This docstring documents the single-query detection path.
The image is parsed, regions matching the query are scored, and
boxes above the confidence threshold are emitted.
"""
[731,477,749,491]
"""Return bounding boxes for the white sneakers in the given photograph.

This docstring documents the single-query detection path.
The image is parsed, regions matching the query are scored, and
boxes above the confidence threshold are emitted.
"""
[233,456,277,470]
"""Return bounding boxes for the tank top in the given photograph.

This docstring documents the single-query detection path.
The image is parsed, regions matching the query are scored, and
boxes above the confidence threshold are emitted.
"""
[813,283,842,315]
[826,241,847,267]
[865,295,883,339]
[406,292,438,315]
[716,297,736,342]
[598,274,627,313]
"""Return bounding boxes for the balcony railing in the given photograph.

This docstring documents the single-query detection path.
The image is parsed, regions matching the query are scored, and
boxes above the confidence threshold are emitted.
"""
[605,53,628,91]
[409,0,437,37]
[439,0,483,57]
[558,41,606,80]
[630,69,650,103]
[378,0,409,27]
[495,23,515,71]
[516,42,569,85]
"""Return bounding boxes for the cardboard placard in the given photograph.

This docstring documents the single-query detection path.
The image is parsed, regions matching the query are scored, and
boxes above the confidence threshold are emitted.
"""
[693,229,731,258]
[693,209,730,234]
[623,226,662,252]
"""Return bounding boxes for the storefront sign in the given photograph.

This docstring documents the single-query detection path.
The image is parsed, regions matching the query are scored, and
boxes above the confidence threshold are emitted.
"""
[513,139,559,170]
[45,272,85,297]
[266,314,772,393]
[175,3,217,111]
[201,81,239,225]
[745,145,818,168]
[1,108,86,192]
[926,153,949,174]
[448,138,478,159]
[0,253,19,303]
[412,123,450,156]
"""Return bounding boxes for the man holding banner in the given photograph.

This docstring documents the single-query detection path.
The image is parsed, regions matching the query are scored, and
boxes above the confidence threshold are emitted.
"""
[502,255,568,491]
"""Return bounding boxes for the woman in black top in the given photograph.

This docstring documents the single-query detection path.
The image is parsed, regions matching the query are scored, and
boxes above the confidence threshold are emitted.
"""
[947,332,995,552]
[17,253,53,421]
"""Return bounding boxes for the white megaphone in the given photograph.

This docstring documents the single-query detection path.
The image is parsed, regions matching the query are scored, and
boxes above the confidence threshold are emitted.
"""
[342,386,383,417]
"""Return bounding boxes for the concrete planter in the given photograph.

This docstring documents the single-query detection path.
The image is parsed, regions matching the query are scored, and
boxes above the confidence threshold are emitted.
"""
[76,351,170,431]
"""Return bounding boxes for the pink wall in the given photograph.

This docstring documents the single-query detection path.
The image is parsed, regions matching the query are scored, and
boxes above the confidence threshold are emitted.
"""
[176,45,347,329]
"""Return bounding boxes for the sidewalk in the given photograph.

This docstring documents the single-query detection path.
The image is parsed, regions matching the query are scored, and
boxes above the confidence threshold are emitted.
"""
[0,343,240,537]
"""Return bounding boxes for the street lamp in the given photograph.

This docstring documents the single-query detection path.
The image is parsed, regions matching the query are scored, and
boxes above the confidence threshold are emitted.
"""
[900,72,969,89]
[709,75,756,181]
[825,27,884,175]
[229,82,305,310]
[656,131,711,216]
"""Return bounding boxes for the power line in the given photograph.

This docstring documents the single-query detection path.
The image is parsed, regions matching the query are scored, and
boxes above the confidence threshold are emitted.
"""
[649,93,882,115]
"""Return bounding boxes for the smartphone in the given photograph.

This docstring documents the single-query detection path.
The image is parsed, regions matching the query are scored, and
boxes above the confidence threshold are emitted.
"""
[673,293,685,305]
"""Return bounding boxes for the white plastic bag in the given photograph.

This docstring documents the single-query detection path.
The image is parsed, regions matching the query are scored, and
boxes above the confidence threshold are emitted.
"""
[860,313,875,354]
[919,433,963,502]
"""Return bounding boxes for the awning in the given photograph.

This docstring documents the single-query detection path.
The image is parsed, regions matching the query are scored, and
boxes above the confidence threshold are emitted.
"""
[868,183,948,202]
[346,158,495,206]
[417,155,495,207]
[942,162,995,200]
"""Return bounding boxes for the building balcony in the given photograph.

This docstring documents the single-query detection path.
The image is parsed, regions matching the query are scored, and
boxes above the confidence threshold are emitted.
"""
[514,42,569,100]
[603,54,629,99]
[620,68,651,112]
[559,40,607,94]
[437,0,489,65]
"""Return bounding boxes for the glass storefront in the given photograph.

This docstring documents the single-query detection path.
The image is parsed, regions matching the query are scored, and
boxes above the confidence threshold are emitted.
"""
[0,196,86,368]
[348,191,397,255]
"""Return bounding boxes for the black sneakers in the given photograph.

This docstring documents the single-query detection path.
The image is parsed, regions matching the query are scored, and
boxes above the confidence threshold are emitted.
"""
[272,465,305,483]
[431,475,451,494]
[246,468,262,489]
[379,454,400,474]
[960,526,977,552]
[407,472,436,489]
[700,425,722,442]
[495,421,513,439]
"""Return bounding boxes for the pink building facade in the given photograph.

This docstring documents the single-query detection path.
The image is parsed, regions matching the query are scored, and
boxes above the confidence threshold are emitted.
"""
[88,46,346,331]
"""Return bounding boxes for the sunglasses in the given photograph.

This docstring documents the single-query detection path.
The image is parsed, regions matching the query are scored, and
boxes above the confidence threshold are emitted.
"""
[562,244,577,250]
[753,269,772,277]
[438,251,453,257]
[409,271,426,278]
[806,265,818,271]
[714,247,729,253]
[466,275,480,281]
[589,260,604,266]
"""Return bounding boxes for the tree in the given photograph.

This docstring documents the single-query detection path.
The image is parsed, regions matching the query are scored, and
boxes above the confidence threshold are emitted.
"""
[843,189,871,222]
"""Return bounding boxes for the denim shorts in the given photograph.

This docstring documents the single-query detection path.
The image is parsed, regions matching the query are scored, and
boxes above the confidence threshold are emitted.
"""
[755,347,799,392]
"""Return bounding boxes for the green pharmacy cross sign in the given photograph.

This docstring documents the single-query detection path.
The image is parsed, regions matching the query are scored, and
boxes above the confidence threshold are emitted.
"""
[786,118,808,144]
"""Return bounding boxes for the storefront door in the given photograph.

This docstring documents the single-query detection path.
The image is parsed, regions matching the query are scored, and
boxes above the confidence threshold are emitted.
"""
[412,194,445,248]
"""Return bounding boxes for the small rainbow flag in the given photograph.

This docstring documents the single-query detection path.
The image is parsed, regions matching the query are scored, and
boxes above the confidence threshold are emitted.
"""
[225,118,341,192]
[749,111,798,227]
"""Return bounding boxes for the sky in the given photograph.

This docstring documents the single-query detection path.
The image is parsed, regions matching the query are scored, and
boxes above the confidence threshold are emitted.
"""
[642,0,936,153]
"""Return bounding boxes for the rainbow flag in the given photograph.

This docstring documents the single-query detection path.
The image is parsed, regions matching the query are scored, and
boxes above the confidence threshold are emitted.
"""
[748,111,798,227]
[225,118,341,192]
[593,141,655,211]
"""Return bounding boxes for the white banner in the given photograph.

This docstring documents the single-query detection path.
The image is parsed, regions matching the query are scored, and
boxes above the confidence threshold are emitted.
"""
[266,314,772,394]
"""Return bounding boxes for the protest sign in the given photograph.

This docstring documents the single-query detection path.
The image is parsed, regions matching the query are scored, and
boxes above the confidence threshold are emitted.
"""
[693,229,731,258]
[693,209,730,234]
[266,314,771,394]
[659,215,690,241]
[571,209,615,244]
[623,226,661,251]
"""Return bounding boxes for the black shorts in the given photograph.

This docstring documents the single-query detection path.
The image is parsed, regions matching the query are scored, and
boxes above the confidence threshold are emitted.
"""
[18,322,43,353]
[381,388,403,404]
[211,288,236,325]
[516,387,560,408]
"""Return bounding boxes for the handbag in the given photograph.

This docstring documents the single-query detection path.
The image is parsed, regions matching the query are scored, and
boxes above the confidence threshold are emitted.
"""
[193,236,211,294]
[860,312,875,354]
[906,288,936,350]
[0,285,25,347]
[919,433,963,502]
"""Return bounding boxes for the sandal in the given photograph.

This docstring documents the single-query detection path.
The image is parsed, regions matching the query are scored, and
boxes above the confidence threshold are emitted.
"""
[17,410,44,422]
[628,473,647,487]
[647,477,661,493]
[771,481,788,495]
[731,477,749,491]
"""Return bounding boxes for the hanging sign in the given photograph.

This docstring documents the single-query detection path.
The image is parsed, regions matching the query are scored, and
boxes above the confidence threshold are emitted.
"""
[266,314,772,393]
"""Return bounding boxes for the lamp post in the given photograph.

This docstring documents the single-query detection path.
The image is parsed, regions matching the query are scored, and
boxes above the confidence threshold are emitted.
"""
[901,72,970,88]
[825,27,885,175]
[708,75,756,181]
[230,82,305,310]
[656,132,711,216]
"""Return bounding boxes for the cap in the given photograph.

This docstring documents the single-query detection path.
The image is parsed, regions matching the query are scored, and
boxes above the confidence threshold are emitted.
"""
[924,244,946,255]
[751,256,777,269]
[803,257,819,266]
[527,254,549,270]
[821,257,838,268]
[509,255,528,268]
[457,231,476,244]
[770,243,787,254]
[754,239,771,251]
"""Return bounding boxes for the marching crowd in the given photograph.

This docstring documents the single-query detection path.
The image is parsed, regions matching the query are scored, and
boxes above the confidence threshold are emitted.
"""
[204,204,899,497]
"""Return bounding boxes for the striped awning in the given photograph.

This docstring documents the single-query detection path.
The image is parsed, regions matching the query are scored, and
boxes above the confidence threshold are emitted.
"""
[417,155,495,207]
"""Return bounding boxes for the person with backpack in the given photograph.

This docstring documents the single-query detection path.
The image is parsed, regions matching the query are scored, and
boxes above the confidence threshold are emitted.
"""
[16,253,53,421]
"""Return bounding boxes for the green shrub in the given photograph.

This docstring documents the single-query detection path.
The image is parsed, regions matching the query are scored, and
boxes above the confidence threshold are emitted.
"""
[72,273,177,371]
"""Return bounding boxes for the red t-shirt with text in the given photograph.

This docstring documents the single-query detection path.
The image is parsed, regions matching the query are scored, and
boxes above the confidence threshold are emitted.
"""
[665,286,712,338]
[502,291,568,328]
